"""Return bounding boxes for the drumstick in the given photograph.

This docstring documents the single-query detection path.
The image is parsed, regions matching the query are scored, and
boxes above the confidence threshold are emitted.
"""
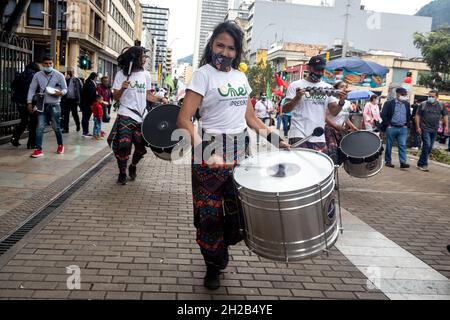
[290,127,325,149]
[127,61,133,81]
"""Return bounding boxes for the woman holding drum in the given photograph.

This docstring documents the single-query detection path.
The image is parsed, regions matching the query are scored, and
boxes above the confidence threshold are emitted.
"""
[177,21,288,290]
[324,81,358,165]
[110,46,166,185]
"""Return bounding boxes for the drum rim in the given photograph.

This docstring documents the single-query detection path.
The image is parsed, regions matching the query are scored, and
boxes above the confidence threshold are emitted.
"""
[141,104,183,149]
[340,130,382,160]
[233,148,335,193]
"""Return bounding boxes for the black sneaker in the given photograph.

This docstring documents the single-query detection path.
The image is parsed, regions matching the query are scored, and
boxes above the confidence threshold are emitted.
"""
[219,249,229,270]
[203,266,221,290]
[385,163,395,168]
[10,138,20,147]
[117,173,127,185]
[400,163,410,169]
[447,245,450,253]
[128,165,137,181]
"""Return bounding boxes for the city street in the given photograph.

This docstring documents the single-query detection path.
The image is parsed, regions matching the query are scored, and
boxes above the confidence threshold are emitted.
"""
[0,124,449,300]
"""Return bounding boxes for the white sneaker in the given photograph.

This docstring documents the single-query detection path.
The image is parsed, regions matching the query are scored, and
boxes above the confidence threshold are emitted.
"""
[411,147,419,151]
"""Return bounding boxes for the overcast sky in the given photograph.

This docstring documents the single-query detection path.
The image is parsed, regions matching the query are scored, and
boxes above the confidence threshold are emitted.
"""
[141,0,433,62]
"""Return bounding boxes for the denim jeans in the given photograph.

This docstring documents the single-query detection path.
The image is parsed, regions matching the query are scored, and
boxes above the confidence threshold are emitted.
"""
[411,121,421,148]
[418,129,437,167]
[36,104,63,150]
[93,118,102,137]
[385,126,408,165]
[282,115,291,137]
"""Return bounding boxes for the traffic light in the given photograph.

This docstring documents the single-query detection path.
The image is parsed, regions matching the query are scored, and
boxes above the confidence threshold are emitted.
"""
[78,55,90,70]
[282,71,287,81]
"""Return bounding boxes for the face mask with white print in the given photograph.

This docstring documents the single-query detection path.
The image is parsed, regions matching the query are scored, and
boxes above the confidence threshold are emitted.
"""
[211,52,234,72]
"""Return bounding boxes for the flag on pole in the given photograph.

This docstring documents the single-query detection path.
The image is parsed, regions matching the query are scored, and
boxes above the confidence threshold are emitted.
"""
[275,73,289,89]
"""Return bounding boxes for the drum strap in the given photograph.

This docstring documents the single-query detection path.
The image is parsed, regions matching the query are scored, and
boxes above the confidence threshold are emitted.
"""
[126,107,146,122]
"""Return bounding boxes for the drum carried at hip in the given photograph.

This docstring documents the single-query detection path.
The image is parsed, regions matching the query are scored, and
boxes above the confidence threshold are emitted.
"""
[141,104,190,161]
[233,149,342,263]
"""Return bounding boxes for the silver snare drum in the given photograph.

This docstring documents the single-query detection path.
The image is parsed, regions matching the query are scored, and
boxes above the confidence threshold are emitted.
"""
[233,149,340,262]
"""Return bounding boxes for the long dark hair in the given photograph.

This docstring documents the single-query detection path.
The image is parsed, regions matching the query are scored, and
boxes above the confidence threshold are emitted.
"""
[199,21,244,70]
[117,46,145,76]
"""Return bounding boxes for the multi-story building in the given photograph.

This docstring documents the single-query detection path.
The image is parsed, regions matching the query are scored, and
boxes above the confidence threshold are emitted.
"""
[141,4,169,73]
[173,63,193,85]
[6,0,142,81]
[166,48,173,74]
[246,0,432,64]
[193,0,229,70]
[141,25,156,73]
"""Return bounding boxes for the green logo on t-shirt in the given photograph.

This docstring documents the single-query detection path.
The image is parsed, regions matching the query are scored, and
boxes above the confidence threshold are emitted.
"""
[218,83,248,97]
[130,81,146,90]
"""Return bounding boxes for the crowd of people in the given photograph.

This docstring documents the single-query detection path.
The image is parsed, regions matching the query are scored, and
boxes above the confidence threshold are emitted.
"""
[7,21,450,292]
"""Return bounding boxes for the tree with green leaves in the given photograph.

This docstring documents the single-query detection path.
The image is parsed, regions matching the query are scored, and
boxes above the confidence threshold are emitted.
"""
[414,30,450,92]
[247,61,277,97]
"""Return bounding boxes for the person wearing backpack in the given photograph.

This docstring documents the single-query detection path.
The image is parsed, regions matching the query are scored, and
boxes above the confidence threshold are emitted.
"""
[10,62,41,148]
[415,90,448,171]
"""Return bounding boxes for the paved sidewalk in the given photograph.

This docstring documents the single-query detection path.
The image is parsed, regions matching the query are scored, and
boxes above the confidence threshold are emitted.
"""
[0,150,388,300]
[0,114,115,239]
[0,125,448,300]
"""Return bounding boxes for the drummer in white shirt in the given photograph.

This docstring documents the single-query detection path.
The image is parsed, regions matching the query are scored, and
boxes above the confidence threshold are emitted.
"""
[282,56,347,152]
[177,22,289,291]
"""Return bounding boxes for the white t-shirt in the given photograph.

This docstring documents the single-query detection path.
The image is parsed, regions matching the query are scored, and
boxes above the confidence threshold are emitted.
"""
[285,79,332,143]
[326,96,352,126]
[187,64,252,134]
[254,100,273,119]
[112,70,152,123]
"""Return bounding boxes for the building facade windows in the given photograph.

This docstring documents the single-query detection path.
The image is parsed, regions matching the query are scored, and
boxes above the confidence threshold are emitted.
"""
[27,0,45,27]
[109,1,134,39]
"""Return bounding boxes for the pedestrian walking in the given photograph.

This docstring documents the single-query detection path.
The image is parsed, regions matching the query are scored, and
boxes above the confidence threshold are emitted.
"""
[80,72,98,137]
[26,56,67,158]
[416,90,448,171]
[91,94,104,140]
[254,92,273,144]
[176,21,288,291]
[380,87,411,169]
[97,75,112,123]
[363,95,382,133]
[10,62,40,149]
[279,96,292,138]
[61,67,82,133]
[110,46,163,185]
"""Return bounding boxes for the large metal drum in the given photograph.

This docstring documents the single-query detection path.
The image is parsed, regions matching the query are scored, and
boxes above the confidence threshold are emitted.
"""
[233,149,340,262]
[340,130,384,178]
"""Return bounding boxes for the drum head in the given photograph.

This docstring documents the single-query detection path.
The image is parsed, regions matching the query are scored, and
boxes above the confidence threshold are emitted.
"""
[234,149,334,193]
[142,104,181,148]
[340,131,381,158]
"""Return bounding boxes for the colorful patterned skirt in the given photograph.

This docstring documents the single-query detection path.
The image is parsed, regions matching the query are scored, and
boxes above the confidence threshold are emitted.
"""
[111,115,147,174]
[191,131,249,269]
[324,125,344,165]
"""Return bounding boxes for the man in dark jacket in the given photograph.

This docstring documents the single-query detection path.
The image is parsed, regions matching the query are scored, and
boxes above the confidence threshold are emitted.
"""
[10,62,41,148]
[415,90,448,171]
[80,72,98,137]
[61,67,82,133]
[381,87,411,169]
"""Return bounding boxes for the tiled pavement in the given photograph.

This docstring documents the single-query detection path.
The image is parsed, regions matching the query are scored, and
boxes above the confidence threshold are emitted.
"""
[0,127,448,300]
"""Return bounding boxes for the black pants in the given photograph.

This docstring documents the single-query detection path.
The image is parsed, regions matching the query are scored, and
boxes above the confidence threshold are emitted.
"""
[81,104,92,135]
[12,104,37,148]
[61,99,80,132]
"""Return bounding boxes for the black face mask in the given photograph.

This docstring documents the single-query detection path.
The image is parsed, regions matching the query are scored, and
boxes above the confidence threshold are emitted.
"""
[310,72,322,83]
